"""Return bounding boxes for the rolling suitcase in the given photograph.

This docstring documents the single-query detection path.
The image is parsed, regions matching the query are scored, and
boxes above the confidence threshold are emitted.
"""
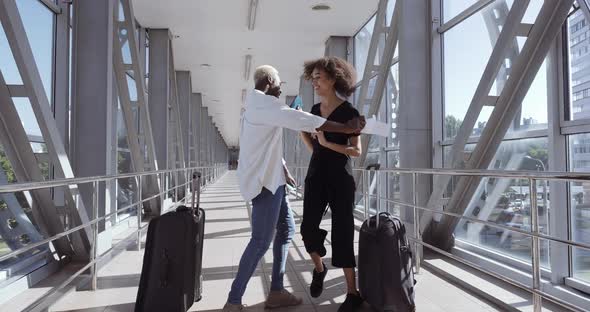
[358,211,416,312]
[135,172,205,312]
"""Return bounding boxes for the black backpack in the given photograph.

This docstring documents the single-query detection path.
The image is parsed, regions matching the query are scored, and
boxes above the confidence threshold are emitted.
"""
[358,212,417,312]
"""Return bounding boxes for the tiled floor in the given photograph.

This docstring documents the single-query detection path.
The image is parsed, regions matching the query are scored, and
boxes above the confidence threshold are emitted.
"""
[46,172,500,312]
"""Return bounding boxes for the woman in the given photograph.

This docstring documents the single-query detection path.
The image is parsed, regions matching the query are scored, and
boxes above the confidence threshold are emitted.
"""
[300,56,363,312]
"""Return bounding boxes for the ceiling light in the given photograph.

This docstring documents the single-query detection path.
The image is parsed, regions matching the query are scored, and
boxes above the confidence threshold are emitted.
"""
[247,0,259,30]
[200,63,212,68]
[311,4,331,11]
[244,55,252,81]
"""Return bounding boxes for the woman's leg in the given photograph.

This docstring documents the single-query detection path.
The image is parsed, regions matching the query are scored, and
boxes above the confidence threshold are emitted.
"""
[328,178,358,293]
[300,178,329,297]
[300,178,329,262]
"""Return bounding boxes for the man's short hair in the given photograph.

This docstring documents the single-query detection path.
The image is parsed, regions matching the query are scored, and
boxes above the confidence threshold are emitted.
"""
[254,65,280,85]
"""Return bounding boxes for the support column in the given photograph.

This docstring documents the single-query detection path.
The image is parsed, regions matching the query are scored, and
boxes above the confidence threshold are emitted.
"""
[192,93,203,167]
[209,116,214,166]
[547,33,569,284]
[176,71,191,165]
[324,36,349,60]
[148,29,170,171]
[201,107,209,166]
[398,0,432,225]
[53,0,71,209]
[298,77,314,167]
[71,0,116,233]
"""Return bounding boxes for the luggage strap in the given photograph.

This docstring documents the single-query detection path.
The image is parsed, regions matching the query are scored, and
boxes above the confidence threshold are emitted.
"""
[160,249,170,287]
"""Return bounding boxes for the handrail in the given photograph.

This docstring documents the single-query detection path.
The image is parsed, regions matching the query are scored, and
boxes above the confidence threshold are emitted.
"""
[15,164,228,312]
[288,166,590,182]
[0,165,226,193]
[286,165,590,312]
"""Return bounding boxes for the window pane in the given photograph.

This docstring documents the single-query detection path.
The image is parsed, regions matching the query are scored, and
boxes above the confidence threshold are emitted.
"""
[567,9,590,120]
[443,1,547,141]
[443,0,478,22]
[568,133,590,283]
[0,22,23,84]
[451,137,550,268]
[354,15,375,83]
[14,97,42,137]
[16,0,55,106]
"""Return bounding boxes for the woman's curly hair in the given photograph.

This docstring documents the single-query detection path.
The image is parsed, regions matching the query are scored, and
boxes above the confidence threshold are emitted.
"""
[303,56,357,97]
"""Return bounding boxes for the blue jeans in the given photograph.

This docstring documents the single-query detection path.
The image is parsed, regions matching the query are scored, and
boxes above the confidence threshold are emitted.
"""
[228,186,295,304]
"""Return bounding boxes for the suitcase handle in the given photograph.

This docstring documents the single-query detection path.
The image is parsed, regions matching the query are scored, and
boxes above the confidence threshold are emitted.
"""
[365,166,383,229]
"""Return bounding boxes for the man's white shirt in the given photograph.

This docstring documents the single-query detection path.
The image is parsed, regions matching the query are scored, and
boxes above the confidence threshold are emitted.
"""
[237,90,326,201]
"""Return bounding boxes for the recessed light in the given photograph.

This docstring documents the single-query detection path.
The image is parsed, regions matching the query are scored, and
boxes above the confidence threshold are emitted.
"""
[200,64,212,68]
[311,4,331,11]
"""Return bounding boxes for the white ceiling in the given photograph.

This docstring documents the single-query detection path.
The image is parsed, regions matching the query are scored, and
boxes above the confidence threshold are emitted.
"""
[133,0,378,146]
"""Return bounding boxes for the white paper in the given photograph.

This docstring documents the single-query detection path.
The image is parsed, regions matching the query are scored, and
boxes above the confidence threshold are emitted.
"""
[361,116,389,137]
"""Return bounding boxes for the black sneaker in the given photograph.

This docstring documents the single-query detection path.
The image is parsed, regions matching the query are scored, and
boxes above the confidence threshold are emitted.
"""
[310,262,328,298]
[337,293,364,312]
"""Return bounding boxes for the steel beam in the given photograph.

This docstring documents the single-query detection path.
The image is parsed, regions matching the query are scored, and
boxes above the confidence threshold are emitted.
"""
[113,0,161,215]
[355,0,400,176]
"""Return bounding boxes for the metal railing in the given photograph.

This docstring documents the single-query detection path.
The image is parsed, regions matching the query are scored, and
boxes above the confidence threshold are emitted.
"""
[0,164,227,312]
[288,165,590,312]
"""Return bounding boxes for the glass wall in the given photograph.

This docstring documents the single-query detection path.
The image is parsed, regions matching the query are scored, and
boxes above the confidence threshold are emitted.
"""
[449,138,550,267]
[0,0,59,284]
[443,0,548,142]
[569,134,590,283]
[437,0,553,271]
[566,5,590,286]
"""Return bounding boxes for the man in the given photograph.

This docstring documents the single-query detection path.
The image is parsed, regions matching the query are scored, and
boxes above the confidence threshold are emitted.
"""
[223,65,365,311]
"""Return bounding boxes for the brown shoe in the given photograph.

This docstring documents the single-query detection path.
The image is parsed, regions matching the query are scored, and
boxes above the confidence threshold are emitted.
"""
[222,302,245,311]
[265,289,303,309]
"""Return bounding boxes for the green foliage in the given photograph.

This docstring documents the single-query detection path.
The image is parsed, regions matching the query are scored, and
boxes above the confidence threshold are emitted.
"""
[445,115,463,139]
[0,145,16,183]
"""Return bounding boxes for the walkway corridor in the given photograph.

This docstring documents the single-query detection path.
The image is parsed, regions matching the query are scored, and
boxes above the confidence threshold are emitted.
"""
[45,172,500,312]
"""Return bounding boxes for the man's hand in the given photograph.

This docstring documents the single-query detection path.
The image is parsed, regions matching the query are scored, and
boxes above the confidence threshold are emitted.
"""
[346,116,366,134]
[286,174,296,188]
[283,164,296,188]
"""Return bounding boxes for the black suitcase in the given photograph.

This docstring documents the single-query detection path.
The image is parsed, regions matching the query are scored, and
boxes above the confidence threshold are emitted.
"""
[358,212,416,312]
[135,172,205,312]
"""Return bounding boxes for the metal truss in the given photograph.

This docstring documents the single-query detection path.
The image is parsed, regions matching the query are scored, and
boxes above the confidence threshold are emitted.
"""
[0,0,90,259]
[355,0,400,178]
[423,0,575,251]
[167,48,187,193]
[113,0,161,215]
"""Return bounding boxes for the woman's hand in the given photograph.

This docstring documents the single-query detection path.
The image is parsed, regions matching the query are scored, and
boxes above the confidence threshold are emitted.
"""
[317,131,328,147]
